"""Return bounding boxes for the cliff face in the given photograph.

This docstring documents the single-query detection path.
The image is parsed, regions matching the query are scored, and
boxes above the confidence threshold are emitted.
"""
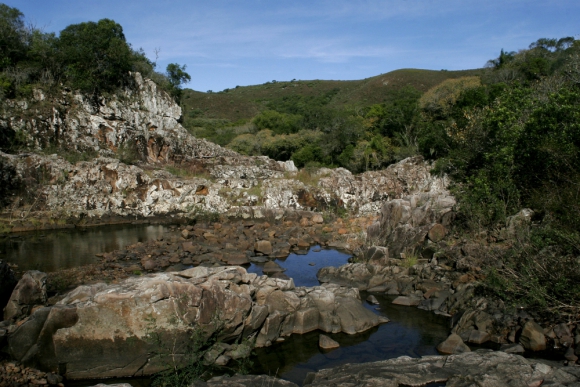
[1,73,237,163]
[0,74,452,231]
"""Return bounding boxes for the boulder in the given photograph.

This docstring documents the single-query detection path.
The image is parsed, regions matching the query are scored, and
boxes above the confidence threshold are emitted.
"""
[0,261,17,320]
[4,271,47,321]
[519,321,547,351]
[262,261,286,274]
[428,223,447,242]
[436,333,471,355]
[255,240,273,255]
[468,330,491,344]
[9,267,386,379]
[319,334,340,349]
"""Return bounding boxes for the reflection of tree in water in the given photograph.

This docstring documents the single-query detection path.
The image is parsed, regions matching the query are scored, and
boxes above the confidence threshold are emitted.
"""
[0,225,167,272]
[250,294,450,385]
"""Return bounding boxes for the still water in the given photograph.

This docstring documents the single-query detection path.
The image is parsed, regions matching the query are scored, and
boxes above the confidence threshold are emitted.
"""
[250,294,450,385]
[0,224,168,272]
[247,246,351,287]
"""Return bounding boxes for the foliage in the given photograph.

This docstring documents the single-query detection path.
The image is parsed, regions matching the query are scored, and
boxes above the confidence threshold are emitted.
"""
[253,110,302,135]
[58,19,136,93]
[0,4,27,71]
[165,63,191,102]
[419,76,482,118]
[485,227,580,315]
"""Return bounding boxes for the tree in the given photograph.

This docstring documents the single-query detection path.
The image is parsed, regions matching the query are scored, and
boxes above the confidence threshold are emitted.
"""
[58,18,134,92]
[0,4,28,70]
[164,63,190,102]
[166,63,191,89]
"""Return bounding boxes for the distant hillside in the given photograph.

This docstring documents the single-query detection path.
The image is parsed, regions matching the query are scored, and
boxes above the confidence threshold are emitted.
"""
[181,68,484,122]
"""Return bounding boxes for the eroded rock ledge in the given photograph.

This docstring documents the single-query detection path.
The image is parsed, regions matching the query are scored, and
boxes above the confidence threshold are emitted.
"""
[195,350,580,387]
[6,266,387,379]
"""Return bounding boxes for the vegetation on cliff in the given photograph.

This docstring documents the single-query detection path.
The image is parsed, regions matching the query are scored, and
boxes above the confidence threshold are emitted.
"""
[0,3,188,101]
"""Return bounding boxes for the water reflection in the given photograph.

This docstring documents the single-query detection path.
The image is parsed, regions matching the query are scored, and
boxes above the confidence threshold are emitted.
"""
[0,224,168,272]
[250,294,450,386]
[248,246,351,287]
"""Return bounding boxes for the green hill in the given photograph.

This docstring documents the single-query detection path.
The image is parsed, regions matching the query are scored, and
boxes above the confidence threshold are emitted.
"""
[181,68,484,122]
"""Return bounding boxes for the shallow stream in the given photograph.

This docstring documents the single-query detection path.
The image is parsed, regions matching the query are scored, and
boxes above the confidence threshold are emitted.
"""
[1,225,450,386]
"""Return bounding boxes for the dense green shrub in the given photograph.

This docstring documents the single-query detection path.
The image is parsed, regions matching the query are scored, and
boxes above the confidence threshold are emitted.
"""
[58,19,137,93]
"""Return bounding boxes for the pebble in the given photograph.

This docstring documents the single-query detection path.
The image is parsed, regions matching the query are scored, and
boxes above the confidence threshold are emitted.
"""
[0,360,62,386]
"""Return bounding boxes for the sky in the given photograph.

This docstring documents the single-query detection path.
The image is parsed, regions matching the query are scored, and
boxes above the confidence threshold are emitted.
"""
[5,0,580,92]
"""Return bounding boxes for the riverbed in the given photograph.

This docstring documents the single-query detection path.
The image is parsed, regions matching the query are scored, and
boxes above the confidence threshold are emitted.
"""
[2,225,451,387]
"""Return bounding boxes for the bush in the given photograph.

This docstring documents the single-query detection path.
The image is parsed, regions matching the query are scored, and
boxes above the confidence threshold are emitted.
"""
[58,19,136,93]
[420,76,482,119]
[253,110,302,135]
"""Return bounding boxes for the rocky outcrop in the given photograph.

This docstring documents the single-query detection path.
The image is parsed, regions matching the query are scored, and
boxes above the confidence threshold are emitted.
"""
[1,73,236,163]
[7,266,386,379]
[191,350,580,386]
[3,271,47,322]
[0,261,18,320]
[303,350,580,386]
[1,151,451,232]
[366,180,455,258]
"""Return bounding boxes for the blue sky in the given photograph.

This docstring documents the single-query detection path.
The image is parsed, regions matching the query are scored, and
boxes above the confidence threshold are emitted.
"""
[5,0,580,92]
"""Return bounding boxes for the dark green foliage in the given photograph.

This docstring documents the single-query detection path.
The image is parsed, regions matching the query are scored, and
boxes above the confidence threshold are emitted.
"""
[0,4,170,100]
[166,63,191,89]
[291,144,327,168]
[0,4,27,70]
[58,19,135,93]
[164,63,191,102]
[254,110,302,135]
[419,37,580,314]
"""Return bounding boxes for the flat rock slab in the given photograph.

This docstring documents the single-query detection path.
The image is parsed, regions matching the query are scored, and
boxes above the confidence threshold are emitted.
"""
[193,375,298,387]
[304,350,580,386]
[392,296,421,306]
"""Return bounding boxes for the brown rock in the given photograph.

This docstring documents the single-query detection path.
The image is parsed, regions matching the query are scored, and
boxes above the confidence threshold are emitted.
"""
[437,333,471,355]
[4,271,47,321]
[337,228,348,235]
[195,185,209,195]
[262,261,286,274]
[392,296,421,306]
[181,229,190,239]
[224,254,250,266]
[519,321,546,351]
[312,214,324,224]
[300,218,311,227]
[468,330,491,344]
[254,240,273,255]
[319,334,340,349]
[182,242,196,253]
[428,224,447,242]
[141,259,157,270]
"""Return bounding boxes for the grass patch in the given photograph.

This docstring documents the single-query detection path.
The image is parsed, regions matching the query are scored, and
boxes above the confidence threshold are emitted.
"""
[165,164,214,181]
[401,250,419,268]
